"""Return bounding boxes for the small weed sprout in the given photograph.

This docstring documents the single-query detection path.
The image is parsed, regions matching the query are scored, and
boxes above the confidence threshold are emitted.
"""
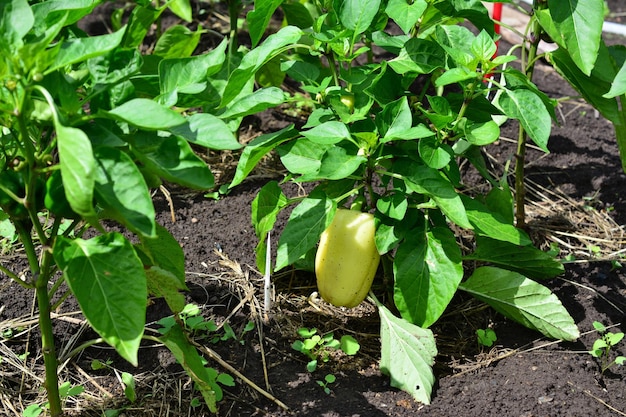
[291,328,360,372]
[476,328,497,348]
[589,321,626,373]
[316,374,337,394]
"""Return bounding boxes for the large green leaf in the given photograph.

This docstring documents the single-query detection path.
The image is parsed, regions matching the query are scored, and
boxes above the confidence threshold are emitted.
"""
[48,27,126,73]
[222,26,303,106]
[397,162,471,229]
[230,125,298,188]
[549,45,620,123]
[545,0,604,75]
[107,98,186,130]
[275,189,336,271]
[54,233,147,366]
[219,87,288,120]
[385,0,427,35]
[497,88,551,153]
[299,144,367,182]
[459,266,580,341]
[94,147,156,238]
[389,38,446,75]
[301,121,352,145]
[339,0,381,35]
[154,25,202,58]
[378,303,437,405]
[167,0,192,22]
[170,113,241,151]
[130,132,214,190]
[0,0,33,53]
[465,237,564,280]
[247,0,283,47]
[604,61,626,99]
[461,195,532,246]
[55,123,96,218]
[393,226,463,327]
[158,39,227,103]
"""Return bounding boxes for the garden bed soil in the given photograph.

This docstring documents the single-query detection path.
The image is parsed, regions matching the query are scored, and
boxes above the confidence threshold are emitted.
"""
[1,2,626,416]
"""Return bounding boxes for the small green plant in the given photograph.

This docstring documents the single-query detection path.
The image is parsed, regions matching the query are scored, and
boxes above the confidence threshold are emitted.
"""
[23,382,85,417]
[316,373,337,395]
[476,328,497,348]
[589,321,626,374]
[291,327,360,372]
[121,372,137,403]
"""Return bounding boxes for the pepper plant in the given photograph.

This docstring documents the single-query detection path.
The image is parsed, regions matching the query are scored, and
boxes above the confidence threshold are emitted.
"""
[0,0,301,414]
[231,0,583,404]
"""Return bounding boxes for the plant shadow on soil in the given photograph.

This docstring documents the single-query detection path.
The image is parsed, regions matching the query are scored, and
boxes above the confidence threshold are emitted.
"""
[1,3,626,417]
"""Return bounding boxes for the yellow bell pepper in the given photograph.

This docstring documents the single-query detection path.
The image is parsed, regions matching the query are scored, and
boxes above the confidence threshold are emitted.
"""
[315,208,380,307]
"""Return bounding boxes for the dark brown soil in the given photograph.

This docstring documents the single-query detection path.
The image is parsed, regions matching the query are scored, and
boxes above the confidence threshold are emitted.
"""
[1,3,626,417]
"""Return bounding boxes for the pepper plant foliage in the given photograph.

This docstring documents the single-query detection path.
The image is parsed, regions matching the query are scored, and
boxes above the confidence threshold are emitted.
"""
[231,0,591,404]
[0,0,298,414]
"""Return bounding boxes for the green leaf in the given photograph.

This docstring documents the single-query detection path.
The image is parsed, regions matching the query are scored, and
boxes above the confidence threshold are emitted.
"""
[301,121,351,145]
[497,89,551,153]
[385,0,427,34]
[122,5,163,48]
[470,30,496,61]
[252,181,288,274]
[466,237,564,279]
[139,223,186,285]
[376,193,408,221]
[107,98,186,130]
[389,38,446,75]
[252,181,288,239]
[546,0,604,75]
[158,39,227,101]
[222,26,303,106]
[94,147,156,238]
[461,195,532,246]
[381,97,413,141]
[230,125,298,188]
[154,25,201,58]
[393,226,463,327]
[54,233,147,366]
[0,0,34,52]
[340,335,360,355]
[418,137,452,169]
[55,124,96,218]
[277,138,325,175]
[459,266,580,341]
[167,0,192,22]
[170,113,241,150]
[397,162,471,229]
[339,0,381,35]
[460,119,500,146]
[130,132,214,190]
[549,44,621,122]
[247,0,283,47]
[160,323,222,412]
[145,265,187,313]
[219,87,287,119]
[275,189,336,271]
[49,27,126,73]
[299,145,366,181]
[378,303,437,405]
[604,61,626,98]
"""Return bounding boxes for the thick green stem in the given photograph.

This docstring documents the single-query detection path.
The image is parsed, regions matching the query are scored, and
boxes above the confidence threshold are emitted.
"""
[15,222,62,416]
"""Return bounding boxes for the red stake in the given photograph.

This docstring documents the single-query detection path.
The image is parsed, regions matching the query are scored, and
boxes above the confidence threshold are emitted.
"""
[485,2,503,81]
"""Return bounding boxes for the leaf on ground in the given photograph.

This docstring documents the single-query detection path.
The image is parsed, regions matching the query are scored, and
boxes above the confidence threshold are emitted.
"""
[379,303,437,405]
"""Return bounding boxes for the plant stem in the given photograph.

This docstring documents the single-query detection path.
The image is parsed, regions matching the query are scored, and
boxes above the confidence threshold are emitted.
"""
[15,222,62,416]
[514,4,544,229]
